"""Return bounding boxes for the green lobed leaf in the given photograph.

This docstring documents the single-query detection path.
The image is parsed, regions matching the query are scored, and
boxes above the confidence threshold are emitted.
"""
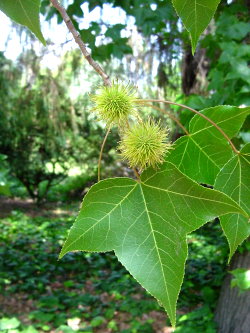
[0,0,45,45]
[214,144,250,261]
[60,162,246,327]
[172,0,221,53]
[167,106,250,185]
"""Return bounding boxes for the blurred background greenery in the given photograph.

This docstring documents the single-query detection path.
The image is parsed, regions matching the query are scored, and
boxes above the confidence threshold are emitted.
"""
[0,0,249,332]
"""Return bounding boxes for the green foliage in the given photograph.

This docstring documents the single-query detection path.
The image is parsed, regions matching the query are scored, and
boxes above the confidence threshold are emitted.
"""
[0,184,10,196]
[46,174,96,202]
[172,0,221,53]
[0,154,10,196]
[0,52,116,203]
[215,144,250,261]
[176,305,217,332]
[184,3,250,108]
[206,4,250,106]
[168,106,250,185]
[183,222,228,309]
[0,67,72,202]
[230,268,250,292]
[0,0,45,44]
[60,161,245,326]
[0,317,21,330]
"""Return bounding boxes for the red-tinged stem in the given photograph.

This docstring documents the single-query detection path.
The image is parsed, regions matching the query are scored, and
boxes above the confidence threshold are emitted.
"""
[98,125,111,182]
[137,99,239,154]
[142,102,189,135]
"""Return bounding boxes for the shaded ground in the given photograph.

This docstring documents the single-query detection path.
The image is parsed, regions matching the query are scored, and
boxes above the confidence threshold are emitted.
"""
[0,197,78,218]
[0,293,171,333]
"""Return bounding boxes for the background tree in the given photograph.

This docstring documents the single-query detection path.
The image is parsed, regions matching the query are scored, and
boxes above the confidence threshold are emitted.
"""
[0,50,120,203]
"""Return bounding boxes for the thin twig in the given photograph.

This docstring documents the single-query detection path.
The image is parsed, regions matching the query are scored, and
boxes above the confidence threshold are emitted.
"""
[142,102,189,135]
[137,99,239,154]
[50,0,111,86]
[132,167,141,182]
[98,125,111,182]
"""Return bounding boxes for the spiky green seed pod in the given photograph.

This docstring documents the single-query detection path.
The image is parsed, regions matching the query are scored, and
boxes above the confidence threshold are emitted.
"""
[91,83,138,124]
[119,119,172,170]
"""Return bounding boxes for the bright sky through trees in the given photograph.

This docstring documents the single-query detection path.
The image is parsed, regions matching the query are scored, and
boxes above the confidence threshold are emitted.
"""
[0,3,130,68]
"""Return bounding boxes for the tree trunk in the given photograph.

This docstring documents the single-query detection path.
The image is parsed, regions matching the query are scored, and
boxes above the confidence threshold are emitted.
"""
[215,250,250,333]
[181,42,210,96]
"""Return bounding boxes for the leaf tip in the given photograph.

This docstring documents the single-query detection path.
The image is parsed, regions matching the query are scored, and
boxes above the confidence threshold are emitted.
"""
[191,37,198,55]
[168,311,176,330]
[58,247,66,260]
[171,323,176,331]
[40,37,46,46]
[227,249,235,265]
[58,253,64,260]
[36,31,46,46]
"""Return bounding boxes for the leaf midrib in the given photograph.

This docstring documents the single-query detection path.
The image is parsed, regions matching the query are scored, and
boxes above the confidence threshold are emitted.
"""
[16,0,37,32]
[139,183,174,323]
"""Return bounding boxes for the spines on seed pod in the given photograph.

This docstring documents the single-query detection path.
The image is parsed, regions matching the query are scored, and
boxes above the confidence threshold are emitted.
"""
[91,82,138,125]
[119,119,172,170]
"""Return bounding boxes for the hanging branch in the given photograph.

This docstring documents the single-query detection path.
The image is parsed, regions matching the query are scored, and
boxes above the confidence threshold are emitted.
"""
[50,0,111,86]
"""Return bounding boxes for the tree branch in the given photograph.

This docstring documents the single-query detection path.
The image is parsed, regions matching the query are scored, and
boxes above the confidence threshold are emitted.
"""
[98,125,111,182]
[50,0,111,86]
